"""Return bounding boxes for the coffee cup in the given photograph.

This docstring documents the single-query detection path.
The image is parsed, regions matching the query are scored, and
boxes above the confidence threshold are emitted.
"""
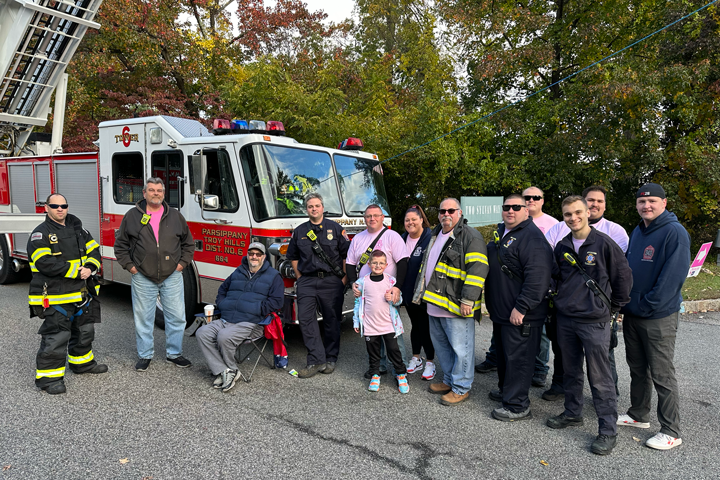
[204,304,214,320]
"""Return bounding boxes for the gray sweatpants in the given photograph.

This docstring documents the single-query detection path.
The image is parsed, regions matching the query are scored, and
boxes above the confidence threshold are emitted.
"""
[196,320,264,375]
[623,312,681,438]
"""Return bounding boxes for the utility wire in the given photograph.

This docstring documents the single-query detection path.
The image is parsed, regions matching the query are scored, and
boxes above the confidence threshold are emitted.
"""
[381,0,719,164]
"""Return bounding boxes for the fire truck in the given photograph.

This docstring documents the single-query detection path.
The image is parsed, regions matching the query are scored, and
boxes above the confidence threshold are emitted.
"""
[0,115,392,325]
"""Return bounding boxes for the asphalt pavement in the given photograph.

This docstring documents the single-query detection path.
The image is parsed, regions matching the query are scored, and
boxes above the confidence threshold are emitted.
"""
[1,281,719,479]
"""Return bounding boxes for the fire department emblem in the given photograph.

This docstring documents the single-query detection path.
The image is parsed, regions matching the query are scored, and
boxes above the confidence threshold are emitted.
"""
[504,237,516,248]
[48,234,58,244]
[327,232,333,240]
[643,245,655,261]
[585,252,597,266]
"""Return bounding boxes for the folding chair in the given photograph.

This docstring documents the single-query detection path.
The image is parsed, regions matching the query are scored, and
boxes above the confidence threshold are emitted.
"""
[233,315,275,383]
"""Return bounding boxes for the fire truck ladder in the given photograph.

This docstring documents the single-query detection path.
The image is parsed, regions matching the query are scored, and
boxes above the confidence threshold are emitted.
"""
[0,0,102,156]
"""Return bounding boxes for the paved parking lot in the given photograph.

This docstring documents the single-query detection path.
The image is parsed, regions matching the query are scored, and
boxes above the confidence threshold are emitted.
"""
[1,281,719,479]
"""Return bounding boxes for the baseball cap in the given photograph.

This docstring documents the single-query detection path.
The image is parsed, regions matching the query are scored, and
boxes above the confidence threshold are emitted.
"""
[247,242,266,254]
[636,183,666,199]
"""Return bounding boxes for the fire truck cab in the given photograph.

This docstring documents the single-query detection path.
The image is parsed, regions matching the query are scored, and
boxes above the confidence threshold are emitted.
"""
[0,115,392,325]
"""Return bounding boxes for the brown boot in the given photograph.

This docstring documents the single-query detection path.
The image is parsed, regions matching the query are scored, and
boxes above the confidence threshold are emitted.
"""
[428,382,452,395]
[440,391,470,406]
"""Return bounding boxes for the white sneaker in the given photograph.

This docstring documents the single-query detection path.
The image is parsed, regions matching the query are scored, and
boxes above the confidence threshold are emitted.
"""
[421,361,436,380]
[407,356,423,374]
[617,414,650,428]
[645,432,682,450]
[213,374,223,389]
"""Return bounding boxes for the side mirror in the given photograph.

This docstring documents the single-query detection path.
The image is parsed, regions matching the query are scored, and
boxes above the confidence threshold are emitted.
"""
[203,195,219,210]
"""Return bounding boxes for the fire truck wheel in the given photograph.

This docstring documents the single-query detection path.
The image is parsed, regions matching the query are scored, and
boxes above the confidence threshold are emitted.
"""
[0,236,21,285]
[154,266,199,330]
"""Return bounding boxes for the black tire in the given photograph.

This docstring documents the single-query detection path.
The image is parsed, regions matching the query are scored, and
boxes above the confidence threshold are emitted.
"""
[0,235,20,285]
[154,266,200,330]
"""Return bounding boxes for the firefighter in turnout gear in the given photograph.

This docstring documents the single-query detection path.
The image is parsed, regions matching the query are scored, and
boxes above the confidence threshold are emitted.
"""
[28,194,107,394]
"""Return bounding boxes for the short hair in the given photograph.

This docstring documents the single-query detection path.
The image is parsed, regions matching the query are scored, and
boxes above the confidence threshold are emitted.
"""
[582,185,607,198]
[370,250,387,260]
[46,193,67,204]
[144,177,165,191]
[561,195,587,209]
[504,193,525,203]
[405,204,430,228]
[304,192,323,208]
[439,197,461,209]
[364,204,384,215]
[523,186,544,195]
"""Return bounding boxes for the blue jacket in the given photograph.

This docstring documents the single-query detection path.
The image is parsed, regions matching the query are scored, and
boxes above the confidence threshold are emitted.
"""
[401,227,432,306]
[621,210,691,319]
[215,258,284,324]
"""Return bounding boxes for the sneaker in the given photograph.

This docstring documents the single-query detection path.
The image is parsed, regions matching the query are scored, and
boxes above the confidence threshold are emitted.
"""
[274,355,288,369]
[547,413,584,429]
[407,356,423,374]
[645,432,682,450]
[298,364,326,378]
[531,373,547,387]
[368,374,381,392]
[617,414,650,429]
[488,389,503,402]
[166,356,192,368]
[221,369,238,392]
[321,361,336,374]
[397,374,409,394]
[135,358,151,371]
[213,374,223,389]
[421,361,436,380]
[440,391,470,406]
[542,385,565,402]
[591,434,618,455]
[42,382,67,395]
[74,364,108,374]
[474,360,497,373]
[492,407,532,422]
[428,382,452,395]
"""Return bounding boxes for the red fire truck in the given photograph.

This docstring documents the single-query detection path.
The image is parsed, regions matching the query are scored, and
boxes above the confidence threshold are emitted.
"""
[0,115,392,326]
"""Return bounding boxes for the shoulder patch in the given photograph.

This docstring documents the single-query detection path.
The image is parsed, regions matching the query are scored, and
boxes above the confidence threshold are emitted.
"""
[31,232,43,242]
[48,233,59,244]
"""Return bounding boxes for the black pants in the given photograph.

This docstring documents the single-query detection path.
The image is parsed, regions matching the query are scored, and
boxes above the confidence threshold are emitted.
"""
[366,333,406,376]
[35,302,99,388]
[405,302,434,361]
[494,322,542,413]
[557,318,617,436]
[545,319,565,391]
[296,275,344,365]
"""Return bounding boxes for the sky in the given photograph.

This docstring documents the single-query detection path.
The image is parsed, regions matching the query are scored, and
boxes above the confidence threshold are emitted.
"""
[295,0,356,23]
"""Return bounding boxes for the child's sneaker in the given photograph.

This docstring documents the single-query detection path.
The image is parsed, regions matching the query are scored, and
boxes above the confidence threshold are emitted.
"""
[407,356,423,373]
[368,375,381,392]
[397,374,409,394]
[422,361,436,380]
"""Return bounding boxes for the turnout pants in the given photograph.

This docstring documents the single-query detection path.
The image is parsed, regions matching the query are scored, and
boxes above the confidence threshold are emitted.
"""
[494,322,542,412]
[557,318,617,436]
[34,301,99,388]
[366,333,406,376]
[623,313,681,438]
[296,274,344,365]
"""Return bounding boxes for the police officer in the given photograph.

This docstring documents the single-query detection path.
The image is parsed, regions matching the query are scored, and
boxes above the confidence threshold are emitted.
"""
[28,194,107,395]
[485,194,553,421]
[286,192,350,378]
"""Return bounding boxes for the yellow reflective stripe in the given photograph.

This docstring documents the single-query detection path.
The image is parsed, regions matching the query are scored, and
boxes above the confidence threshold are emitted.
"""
[85,240,100,254]
[85,257,101,270]
[94,285,100,294]
[436,262,466,280]
[31,248,52,262]
[29,262,39,272]
[465,252,489,265]
[29,292,84,305]
[423,291,481,317]
[68,351,94,364]
[465,275,486,288]
[65,259,81,278]
[36,367,65,379]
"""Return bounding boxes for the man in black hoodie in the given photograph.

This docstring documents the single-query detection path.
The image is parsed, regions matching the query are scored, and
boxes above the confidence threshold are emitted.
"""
[617,183,690,451]
[547,196,632,455]
[485,194,553,421]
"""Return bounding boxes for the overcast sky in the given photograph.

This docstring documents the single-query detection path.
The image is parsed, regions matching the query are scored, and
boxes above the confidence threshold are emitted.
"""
[297,0,355,23]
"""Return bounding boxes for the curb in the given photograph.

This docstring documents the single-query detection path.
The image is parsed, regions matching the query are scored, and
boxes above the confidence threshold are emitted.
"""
[681,299,720,314]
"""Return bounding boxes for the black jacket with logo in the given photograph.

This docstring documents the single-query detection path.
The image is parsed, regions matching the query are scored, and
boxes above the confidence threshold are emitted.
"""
[485,218,553,326]
[553,228,633,323]
[115,200,194,284]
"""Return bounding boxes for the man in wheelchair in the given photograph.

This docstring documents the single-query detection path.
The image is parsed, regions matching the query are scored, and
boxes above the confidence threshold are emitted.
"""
[196,243,284,392]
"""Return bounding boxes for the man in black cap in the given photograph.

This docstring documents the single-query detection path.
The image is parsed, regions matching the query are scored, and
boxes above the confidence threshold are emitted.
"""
[617,183,690,451]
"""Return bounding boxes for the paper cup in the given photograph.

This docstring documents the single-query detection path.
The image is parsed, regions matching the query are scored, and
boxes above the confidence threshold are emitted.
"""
[204,305,214,319]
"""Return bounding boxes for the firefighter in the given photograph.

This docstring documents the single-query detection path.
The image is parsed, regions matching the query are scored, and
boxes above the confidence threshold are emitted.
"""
[28,194,107,395]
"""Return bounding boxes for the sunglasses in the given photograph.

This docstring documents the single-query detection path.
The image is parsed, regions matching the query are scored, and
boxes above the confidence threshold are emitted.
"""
[438,208,459,215]
[502,204,526,212]
[247,251,264,257]
[48,204,68,209]
[524,195,542,201]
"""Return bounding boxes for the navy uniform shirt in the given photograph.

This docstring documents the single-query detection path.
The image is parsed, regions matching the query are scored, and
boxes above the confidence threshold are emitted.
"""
[286,218,350,274]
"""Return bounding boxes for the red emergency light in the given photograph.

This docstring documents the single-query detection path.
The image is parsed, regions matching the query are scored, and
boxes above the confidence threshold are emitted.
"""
[266,121,285,136]
[213,118,232,135]
[338,137,364,150]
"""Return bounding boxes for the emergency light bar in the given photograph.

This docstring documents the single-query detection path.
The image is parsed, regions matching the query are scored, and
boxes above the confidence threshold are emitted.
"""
[338,137,364,150]
[212,118,286,136]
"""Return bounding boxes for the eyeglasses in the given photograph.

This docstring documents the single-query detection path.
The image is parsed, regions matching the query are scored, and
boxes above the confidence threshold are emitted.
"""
[247,251,264,257]
[47,204,68,209]
[364,214,383,219]
[524,195,542,201]
[438,208,459,215]
[502,205,526,212]
[370,262,386,266]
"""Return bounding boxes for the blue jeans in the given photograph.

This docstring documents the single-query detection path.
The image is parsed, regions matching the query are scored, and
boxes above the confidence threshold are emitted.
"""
[428,315,475,395]
[132,270,186,359]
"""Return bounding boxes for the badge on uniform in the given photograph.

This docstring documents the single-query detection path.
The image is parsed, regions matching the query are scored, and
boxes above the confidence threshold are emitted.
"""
[504,237,516,247]
[141,214,151,225]
[585,252,597,266]
[327,232,333,240]
[31,232,43,242]
[48,233,58,244]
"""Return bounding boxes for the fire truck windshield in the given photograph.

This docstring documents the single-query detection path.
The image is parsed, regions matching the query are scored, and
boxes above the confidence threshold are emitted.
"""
[241,144,343,221]
[333,154,390,215]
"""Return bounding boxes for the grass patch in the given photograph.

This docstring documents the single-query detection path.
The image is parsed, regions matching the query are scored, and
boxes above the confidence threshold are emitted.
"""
[682,254,720,301]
